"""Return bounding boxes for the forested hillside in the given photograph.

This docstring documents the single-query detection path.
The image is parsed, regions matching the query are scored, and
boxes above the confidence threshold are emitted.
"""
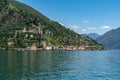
[0,0,104,50]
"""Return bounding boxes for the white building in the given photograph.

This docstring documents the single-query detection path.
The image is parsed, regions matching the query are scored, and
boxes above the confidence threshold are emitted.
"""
[45,46,52,50]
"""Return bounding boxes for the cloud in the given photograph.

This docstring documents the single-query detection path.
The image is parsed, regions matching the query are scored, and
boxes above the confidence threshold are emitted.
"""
[82,20,90,23]
[68,25,80,29]
[82,29,87,32]
[70,25,79,29]
[81,27,96,34]
[100,26,111,29]
[80,29,88,34]
[88,27,96,30]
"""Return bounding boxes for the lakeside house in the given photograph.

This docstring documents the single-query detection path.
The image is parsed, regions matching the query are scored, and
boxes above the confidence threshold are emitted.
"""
[45,46,52,50]
[78,46,86,50]
[44,45,86,50]
[30,44,37,50]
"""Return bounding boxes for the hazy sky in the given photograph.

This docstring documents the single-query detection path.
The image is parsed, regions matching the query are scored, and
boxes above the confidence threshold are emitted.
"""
[18,0,120,35]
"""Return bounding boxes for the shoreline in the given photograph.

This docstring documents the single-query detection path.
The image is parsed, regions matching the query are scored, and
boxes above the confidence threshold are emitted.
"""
[0,47,105,51]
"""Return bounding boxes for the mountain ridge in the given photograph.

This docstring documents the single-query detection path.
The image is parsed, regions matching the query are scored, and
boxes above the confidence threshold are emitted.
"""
[82,33,100,40]
[97,27,120,49]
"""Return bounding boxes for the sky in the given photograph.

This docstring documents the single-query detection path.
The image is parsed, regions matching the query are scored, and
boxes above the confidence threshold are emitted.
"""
[17,0,120,35]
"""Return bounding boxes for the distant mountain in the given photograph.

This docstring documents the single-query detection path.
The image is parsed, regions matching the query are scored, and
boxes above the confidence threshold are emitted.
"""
[97,27,120,49]
[0,0,104,50]
[83,33,100,40]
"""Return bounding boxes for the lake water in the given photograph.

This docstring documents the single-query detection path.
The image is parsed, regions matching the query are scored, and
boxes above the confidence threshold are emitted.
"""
[0,50,120,80]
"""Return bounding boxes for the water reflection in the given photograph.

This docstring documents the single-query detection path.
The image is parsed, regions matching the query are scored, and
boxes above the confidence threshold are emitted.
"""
[0,50,120,80]
[0,51,37,80]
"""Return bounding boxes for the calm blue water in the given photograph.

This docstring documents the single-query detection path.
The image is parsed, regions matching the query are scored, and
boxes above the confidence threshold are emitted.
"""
[0,50,120,80]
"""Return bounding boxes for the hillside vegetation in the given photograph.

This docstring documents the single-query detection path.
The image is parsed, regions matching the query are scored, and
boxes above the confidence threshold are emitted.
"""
[0,0,104,50]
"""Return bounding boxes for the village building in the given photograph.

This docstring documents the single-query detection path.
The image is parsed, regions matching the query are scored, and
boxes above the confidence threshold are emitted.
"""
[78,46,86,50]
[7,38,14,46]
[30,44,37,50]
[22,27,27,32]
[42,41,46,48]
[8,41,14,46]
[45,46,52,50]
